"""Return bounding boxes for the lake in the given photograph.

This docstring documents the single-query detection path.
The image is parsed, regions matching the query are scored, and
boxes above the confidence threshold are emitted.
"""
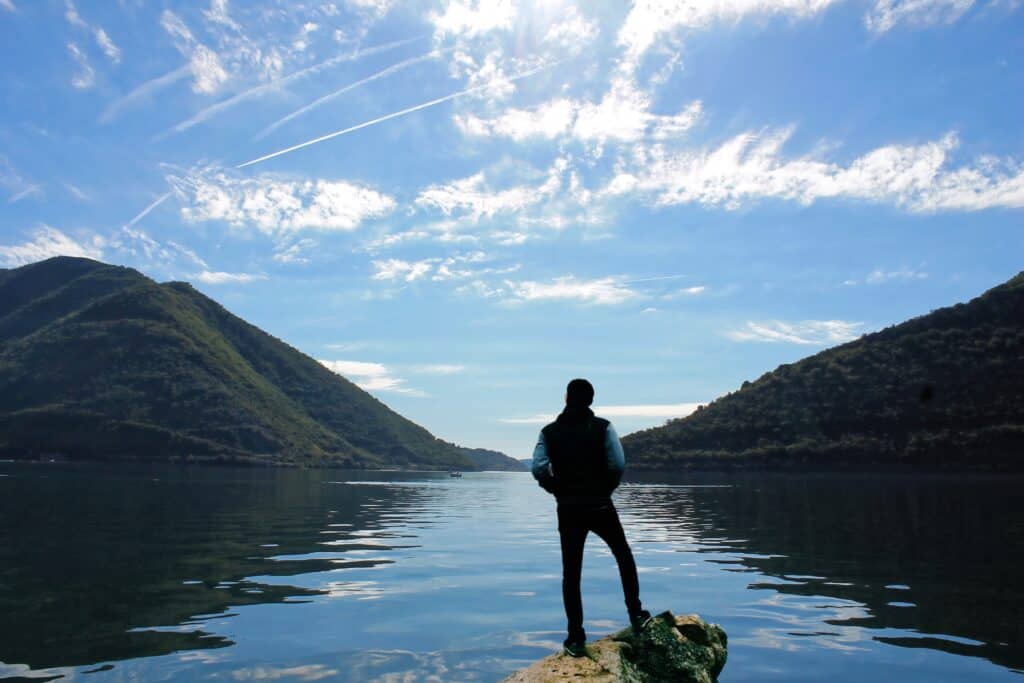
[0,463,1021,682]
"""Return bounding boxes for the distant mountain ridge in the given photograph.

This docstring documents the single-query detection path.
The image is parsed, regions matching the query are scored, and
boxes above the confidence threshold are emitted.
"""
[623,272,1024,469]
[0,257,509,469]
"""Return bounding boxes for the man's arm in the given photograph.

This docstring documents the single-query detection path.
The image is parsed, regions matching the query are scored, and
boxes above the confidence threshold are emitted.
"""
[604,423,625,492]
[532,430,557,494]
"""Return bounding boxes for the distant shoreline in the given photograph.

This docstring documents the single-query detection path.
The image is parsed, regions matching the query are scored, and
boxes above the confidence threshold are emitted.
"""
[3,454,1021,475]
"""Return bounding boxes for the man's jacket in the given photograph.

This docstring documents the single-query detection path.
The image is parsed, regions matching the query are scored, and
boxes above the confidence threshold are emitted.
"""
[531,406,626,504]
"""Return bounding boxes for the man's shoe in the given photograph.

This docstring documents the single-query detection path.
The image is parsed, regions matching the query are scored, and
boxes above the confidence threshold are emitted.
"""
[629,609,653,631]
[562,637,586,658]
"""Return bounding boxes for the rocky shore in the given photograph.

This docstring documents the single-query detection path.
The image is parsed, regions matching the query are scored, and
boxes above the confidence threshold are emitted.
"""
[502,611,727,683]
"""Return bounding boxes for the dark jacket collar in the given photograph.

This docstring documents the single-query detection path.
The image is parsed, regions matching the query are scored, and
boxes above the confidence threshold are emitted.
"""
[556,405,594,425]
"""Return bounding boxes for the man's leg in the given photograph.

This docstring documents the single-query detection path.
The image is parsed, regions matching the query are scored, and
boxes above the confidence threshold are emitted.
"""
[557,504,588,642]
[590,504,643,617]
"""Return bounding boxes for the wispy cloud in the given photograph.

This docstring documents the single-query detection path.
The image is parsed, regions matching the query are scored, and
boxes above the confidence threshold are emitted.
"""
[866,0,977,32]
[370,252,517,284]
[863,266,929,284]
[372,258,436,282]
[237,58,562,168]
[412,364,465,375]
[168,168,395,235]
[112,227,209,270]
[726,319,863,344]
[455,81,702,149]
[319,359,426,396]
[255,46,451,140]
[0,0,15,13]
[160,10,228,94]
[1,156,42,204]
[507,276,639,306]
[7,184,43,204]
[429,0,516,39]
[193,270,267,284]
[93,28,120,63]
[62,182,91,201]
[617,0,842,71]
[67,42,95,89]
[160,37,423,139]
[601,130,1024,212]
[100,66,191,124]
[0,226,103,267]
[65,1,121,64]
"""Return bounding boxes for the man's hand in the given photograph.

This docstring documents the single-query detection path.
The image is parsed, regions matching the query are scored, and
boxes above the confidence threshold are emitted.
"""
[537,463,559,495]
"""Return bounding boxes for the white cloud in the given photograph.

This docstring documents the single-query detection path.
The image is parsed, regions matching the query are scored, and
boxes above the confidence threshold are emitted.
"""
[193,270,266,284]
[456,80,702,148]
[62,182,91,201]
[543,5,599,49]
[160,10,228,94]
[414,164,562,220]
[412,364,465,374]
[64,0,87,29]
[319,359,425,395]
[455,98,576,141]
[0,226,103,267]
[0,0,15,12]
[865,0,975,32]
[599,402,704,418]
[726,319,863,344]
[601,130,1024,212]
[67,42,95,89]
[662,285,707,298]
[94,28,121,64]
[371,258,436,282]
[865,266,928,284]
[273,238,317,264]
[168,168,395,235]
[65,2,121,64]
[617,0,841,70]
[507,276,639,306]
[429,0,515,39]
[109,228,212,275]
[370,253,512,283]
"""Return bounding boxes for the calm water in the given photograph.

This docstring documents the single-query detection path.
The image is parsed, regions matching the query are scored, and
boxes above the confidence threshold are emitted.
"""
[1,463,1022,682]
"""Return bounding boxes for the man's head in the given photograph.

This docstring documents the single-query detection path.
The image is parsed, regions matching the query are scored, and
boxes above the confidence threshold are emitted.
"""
[565,378,594,408]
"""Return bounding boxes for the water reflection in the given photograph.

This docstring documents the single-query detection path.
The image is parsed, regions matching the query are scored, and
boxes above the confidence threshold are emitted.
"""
[0,464,1021,682]
[0,465,431,673]
[621,473,1024,674]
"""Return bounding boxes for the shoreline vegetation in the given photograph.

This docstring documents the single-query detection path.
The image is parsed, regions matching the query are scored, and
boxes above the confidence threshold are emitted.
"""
[624,270,1024,471]
[1,257,1021,472]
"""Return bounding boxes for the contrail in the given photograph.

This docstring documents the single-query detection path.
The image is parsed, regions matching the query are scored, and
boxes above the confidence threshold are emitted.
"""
[124,192,172,228]
[100,65,190,124]
[254,47,454,141]
[155,37,423,141]
[238,60,564,169]
[624,274,689,283]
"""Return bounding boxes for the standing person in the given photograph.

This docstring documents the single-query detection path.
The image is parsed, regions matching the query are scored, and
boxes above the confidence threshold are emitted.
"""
[532,378,652,657]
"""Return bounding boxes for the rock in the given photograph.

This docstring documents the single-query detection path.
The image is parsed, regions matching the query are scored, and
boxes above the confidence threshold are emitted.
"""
[502,611,727,683]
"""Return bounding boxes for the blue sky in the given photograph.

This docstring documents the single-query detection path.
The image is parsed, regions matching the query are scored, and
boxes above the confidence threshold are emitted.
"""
[1,0,1021,457]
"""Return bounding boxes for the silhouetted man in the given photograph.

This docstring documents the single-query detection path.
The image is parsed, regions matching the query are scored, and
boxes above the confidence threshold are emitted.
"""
[532,378,651,657]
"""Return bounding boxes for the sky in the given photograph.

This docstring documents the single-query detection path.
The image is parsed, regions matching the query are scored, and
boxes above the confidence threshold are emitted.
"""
[0,0,1022,458]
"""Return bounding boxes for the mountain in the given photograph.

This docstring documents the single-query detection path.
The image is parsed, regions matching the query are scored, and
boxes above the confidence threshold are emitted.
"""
[455,446,528,471]
[623,272,1024,470]
[0,257,483,469]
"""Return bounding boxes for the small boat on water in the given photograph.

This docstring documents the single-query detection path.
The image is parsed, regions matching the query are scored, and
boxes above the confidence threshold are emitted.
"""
[449,471,463,478]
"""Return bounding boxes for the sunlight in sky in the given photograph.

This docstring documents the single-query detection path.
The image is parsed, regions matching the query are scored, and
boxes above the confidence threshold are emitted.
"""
[0,0,1021,456]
